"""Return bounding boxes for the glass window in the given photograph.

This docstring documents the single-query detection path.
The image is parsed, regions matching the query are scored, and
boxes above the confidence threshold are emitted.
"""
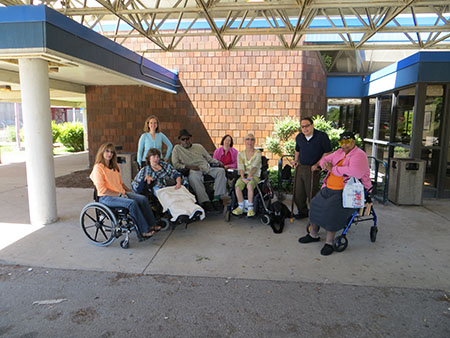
[326,99,361,131]
[393,146,410,158]
[422,85,444,147]
[421,149,440,188]
[367,98,376,139]
[378,95,392,142]
[395,87,415,145]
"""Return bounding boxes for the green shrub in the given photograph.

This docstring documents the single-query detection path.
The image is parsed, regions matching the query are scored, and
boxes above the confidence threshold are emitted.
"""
[51,121,62,144]
[265,117,300,157]
[273,117,300,141]
[58,122,84,152]
[6,125,24,142]
[312,115,362,151]
[266,115,364,158]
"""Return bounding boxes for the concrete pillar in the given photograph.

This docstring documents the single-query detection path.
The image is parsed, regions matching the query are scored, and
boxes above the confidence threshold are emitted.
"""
[19,58,57,225]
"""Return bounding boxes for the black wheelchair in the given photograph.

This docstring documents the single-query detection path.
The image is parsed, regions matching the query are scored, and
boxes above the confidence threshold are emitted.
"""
[224,155,275,224]
[80,188,170,249]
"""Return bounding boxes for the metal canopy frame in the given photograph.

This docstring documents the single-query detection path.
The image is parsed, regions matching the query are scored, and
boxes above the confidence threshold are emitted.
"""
[1,0,449,52]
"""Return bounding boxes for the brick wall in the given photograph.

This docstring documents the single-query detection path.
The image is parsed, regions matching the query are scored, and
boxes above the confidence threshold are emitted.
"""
[86,36,327,165]
[86,85,215,165]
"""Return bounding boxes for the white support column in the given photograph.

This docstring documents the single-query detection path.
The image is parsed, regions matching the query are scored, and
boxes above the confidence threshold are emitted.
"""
[19,58,57,225]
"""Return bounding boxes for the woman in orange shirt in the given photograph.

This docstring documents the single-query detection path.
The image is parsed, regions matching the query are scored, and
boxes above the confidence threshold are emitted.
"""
[90,143,160,238]
[298,132,371,256]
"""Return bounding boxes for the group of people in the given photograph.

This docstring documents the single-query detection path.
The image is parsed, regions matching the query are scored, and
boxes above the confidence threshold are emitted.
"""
[90,115,264,239]
[90,115,371,256]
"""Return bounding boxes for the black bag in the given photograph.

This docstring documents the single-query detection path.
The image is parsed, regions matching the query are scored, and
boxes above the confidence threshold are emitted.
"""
[268,201,292,234]
[281,164,292,181]
[164,177,177,187]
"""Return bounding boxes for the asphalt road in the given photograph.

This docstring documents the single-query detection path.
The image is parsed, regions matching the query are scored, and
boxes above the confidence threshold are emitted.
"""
[1,264,449,338]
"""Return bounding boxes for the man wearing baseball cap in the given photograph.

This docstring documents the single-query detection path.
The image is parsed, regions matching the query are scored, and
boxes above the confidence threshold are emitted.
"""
[171,129,226,212]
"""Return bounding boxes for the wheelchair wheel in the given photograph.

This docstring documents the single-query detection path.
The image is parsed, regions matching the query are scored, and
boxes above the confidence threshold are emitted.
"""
[159,218,170,232]
[260,214,271,226]
[370,226,378,242]
[80,203,117,247]
[120,238,129,249]
[224,209,231,222]
[306,223,320,234]
[334,235,348,252]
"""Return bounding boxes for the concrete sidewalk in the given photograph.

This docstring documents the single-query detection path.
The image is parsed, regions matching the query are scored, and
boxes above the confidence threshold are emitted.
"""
[1,152,450,291]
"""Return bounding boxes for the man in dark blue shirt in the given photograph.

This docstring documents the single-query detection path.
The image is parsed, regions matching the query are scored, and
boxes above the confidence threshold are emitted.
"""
[293,117,332,219]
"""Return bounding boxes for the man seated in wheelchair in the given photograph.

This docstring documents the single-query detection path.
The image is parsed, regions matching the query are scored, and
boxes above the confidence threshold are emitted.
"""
[298,131,372,256]
[232,133,264,217]
[171,129,227,212]
[90,143,162,239]
[131,148,205,223]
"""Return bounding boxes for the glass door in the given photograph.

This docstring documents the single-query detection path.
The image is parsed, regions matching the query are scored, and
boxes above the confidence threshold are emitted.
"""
[421,85,445,190]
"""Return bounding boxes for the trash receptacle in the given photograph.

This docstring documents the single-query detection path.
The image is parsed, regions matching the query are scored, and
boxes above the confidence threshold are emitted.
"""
[117,152,138,187]
[388,158,425,205]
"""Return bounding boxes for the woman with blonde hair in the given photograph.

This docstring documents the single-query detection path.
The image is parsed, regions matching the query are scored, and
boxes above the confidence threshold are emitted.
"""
[90,142,161,238]
[232,133,262,218]
[137,115,173,166]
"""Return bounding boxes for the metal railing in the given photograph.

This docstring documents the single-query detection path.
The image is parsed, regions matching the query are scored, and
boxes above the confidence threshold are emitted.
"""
[368,156,389,204]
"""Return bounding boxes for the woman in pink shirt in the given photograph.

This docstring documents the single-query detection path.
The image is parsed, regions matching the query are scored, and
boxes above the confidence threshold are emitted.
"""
[213,135,238,169]
[90,143,161,238]
[298,132,372,256]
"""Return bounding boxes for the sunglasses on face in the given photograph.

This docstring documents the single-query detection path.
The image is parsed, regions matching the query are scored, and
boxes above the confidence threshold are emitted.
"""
[180,137,190,141]
[245,138,255,141]
[338,138,353,146]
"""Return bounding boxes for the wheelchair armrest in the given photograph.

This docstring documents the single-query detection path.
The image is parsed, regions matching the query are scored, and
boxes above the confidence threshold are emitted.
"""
[179,168,190,176]
[93,187,99,202]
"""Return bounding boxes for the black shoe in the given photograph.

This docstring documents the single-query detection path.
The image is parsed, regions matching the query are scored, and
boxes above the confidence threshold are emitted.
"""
[320,244,334,256]
[212,199,223,211]
[294,212,309,220]
[201,201,214,212]
[298,234,320,244]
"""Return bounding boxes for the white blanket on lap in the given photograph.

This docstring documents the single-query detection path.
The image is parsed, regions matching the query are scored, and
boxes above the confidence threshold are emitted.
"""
[155,186,205,222]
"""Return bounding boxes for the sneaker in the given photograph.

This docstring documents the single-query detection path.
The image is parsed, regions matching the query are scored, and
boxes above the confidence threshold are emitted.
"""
[298,234,320,244]
[320,243,334,256]
[202,201,214,212]
[232,207,243,215]
[247,209,255,217]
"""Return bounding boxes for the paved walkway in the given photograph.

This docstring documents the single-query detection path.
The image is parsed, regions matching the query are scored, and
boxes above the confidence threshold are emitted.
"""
[1,152,449,290]
[1,152,450,337]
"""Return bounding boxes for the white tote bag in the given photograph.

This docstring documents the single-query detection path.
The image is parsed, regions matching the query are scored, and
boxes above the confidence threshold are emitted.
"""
[342,177,365,208]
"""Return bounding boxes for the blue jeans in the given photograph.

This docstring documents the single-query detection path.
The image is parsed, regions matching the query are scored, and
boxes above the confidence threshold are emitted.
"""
[99,192,155,234]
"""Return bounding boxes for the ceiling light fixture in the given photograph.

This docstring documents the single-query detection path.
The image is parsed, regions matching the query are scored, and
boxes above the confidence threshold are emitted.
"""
[0,85,12,92]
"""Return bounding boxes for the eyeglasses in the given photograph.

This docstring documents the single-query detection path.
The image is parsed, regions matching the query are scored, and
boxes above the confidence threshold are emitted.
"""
[301,124,312,129]
[245,138,255,141]
[338,139,353,146]
[180,137,190,141]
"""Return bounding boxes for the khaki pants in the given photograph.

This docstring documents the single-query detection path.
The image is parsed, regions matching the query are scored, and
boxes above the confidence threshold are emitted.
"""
[294,164,320,215]
[188,167,227,204]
